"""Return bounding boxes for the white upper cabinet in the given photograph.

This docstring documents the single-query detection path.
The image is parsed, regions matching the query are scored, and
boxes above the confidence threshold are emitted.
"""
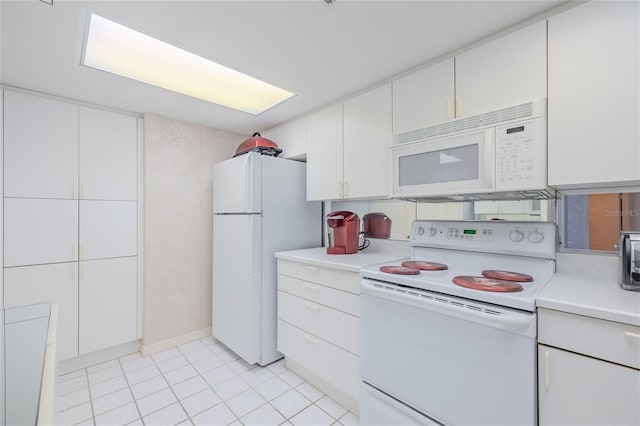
[307,103,344,201]
[455,20,547,117]
[79,200,138,260]
[392,58,454,134]
[343,84,392,199]
[275,117,307,160]
[4,198,78,267]
[79,107,138,200]
[4,91,78,199]
[547,1,640,189]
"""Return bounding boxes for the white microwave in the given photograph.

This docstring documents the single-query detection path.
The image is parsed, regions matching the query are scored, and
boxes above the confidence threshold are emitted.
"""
[391,99,555,201]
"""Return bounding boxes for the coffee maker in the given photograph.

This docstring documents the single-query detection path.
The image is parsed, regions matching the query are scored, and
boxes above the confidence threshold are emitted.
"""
[326,211,359,254]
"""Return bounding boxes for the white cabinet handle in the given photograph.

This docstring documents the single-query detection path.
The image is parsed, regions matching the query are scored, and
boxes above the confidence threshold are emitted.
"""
[80,183,84,199]
[71,263,76,282]
[305,283,320,291]
[544,350,550,388]
[79,263,84,281]
[72,182,78,199]
[304,301,320,310]
[344,181,349,198]
[446,97,454,120]
[338,181,343,198]
[80,244,85,260]
[456,95,462,117]
[72,245,78,261]
[304,334,320,343]
[304,265,318,272]
[625,331,640,339]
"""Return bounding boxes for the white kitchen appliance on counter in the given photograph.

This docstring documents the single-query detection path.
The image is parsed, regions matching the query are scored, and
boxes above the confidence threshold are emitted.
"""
[392,98,555,201]
[360,220,556,425]
[212,152,321,366]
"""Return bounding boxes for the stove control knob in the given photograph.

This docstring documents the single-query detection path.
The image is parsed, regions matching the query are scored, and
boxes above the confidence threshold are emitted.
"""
[428,226,437,237]
[528,230,544,244]
[416,226,425,236]
[509,229,525,242]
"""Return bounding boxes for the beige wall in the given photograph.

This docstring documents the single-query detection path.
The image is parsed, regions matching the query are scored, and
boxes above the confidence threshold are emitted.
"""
[143,113,241,347]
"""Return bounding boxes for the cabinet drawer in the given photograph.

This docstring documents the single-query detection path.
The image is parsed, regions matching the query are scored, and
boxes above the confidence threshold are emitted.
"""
[278,274,359,317]
[278,319,360,400]
[277,259,359,294]
[538,308,640,369]
[278,291,359,355]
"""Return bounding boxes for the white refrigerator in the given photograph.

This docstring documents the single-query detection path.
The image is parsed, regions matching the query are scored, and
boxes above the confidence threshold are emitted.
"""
[212,152,321,366]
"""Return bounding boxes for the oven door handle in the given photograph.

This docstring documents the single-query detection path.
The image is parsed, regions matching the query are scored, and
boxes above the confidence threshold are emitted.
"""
[361,280,535,334]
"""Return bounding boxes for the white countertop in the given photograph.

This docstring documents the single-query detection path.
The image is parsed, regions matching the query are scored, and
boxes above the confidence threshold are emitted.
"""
[537,252,640,326]
[275,246,407,273]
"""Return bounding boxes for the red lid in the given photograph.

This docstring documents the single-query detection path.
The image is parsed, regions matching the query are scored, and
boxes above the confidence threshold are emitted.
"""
[401,260,448,271]
[234,133,282,157]
[481,270,533,282]
[379,265,421,275]
[452,276,523,292]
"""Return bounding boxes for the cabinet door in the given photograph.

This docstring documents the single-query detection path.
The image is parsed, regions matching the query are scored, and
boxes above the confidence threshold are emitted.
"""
[276,117,307,159]
[392,58,454,134]
[4,91,78,199]
[79,257,137,354]
[343,84,392,199]
[79,107,138,200]
[538,346,640,425]
[79,200,137,260]
[306,104,344,201]
[455,20,547,117]
[547,1,640,189]
[4,263,79,360]
[4,198,78,267]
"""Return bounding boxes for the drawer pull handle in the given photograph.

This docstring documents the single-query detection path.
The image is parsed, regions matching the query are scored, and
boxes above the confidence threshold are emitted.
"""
[544,350,550,388]
[625,331,640,339]
[304,265,318,272]
[304,334,320,343]
[305,284,320,291]
[304,301,320,310]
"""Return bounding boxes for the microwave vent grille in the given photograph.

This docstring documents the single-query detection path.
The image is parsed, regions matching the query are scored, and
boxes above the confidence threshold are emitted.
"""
[394,100,539,145]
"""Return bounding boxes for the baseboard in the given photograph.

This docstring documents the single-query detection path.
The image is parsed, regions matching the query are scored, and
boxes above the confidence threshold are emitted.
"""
[140,327,211,357]
[58,340,141,374]
[285,357,359,415]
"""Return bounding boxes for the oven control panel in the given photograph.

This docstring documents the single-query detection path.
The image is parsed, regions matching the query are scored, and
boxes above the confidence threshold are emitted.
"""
[411,220,556,259]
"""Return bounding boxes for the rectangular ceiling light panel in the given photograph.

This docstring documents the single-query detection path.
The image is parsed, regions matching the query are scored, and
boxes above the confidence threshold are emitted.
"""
[81,13,294,114]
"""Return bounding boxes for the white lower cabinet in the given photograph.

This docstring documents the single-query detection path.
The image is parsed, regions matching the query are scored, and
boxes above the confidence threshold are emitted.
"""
[4,263,79,360]
[538,308,640,425]
[79,257,138,355]
[538,345,640,425]
[277,259,360,412]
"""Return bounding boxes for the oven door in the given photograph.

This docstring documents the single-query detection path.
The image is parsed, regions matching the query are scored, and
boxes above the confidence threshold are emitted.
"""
[392,128,494,198]
[360,279,537,426]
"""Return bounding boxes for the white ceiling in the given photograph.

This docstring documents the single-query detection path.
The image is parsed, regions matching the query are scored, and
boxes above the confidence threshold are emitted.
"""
[1,0,566,136]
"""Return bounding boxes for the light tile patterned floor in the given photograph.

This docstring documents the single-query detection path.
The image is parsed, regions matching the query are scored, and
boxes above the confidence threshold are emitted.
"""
[54,337,359,426]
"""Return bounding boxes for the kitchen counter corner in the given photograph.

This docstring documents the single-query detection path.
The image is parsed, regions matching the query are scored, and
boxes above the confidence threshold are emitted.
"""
[537,273,640,326]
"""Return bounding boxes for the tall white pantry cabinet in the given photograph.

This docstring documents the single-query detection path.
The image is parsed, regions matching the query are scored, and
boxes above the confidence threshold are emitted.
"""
[1,89,142,360]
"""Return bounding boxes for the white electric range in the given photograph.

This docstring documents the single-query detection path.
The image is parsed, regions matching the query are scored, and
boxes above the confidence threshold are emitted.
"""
[360,220,556,426]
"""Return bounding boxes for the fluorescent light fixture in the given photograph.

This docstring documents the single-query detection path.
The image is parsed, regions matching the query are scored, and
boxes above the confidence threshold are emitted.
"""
[81,13,295,114]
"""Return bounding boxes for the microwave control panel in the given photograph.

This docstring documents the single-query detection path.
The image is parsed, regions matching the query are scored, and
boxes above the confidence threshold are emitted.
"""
[495,117,546,192]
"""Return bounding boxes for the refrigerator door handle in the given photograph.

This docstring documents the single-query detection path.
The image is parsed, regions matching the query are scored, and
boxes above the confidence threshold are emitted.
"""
[215,212,261,216]
[245,154,253,211]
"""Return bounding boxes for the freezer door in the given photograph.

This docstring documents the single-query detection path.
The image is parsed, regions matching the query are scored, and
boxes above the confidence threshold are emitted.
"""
[213,152,261,213]
[212,214,262,364]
